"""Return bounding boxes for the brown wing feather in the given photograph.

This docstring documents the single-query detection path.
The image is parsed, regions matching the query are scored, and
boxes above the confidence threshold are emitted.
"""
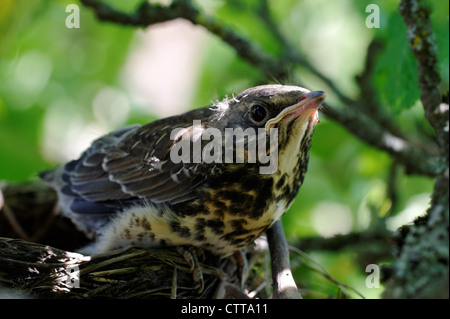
[64,107,214,205]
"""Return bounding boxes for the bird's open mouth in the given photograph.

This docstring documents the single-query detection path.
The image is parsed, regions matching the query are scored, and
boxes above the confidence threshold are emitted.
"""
[265,91,326,132]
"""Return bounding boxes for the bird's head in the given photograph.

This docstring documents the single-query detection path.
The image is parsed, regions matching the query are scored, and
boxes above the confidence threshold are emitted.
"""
[210,84,326,173]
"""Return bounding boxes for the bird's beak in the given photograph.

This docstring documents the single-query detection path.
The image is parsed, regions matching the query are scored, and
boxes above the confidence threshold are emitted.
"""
[265,91,326,132]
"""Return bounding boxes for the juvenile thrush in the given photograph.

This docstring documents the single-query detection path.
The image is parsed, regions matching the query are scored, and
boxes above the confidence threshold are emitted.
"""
[41,85,325,256]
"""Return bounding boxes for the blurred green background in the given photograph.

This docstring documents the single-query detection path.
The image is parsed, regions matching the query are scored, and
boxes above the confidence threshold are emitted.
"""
[0,0,448,298]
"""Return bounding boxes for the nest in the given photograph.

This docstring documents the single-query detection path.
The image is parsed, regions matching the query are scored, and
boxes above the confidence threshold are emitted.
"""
[0,237,269,299]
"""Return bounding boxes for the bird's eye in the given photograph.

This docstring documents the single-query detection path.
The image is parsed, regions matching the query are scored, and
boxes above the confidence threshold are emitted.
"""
[249,104,268,124]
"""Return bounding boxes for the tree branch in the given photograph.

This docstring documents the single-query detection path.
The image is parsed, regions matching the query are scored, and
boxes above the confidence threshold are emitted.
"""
[266,221,302,299]
[399,0,449,160]
[295,230,391,254]
[321,103,441,176]
[80,0,196,26]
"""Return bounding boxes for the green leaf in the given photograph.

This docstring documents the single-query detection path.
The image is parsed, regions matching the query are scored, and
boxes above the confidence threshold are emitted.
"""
[374,12,421,113]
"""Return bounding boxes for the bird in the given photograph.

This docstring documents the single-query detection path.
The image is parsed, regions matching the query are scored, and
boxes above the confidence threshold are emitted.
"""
[41,84,325,257]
